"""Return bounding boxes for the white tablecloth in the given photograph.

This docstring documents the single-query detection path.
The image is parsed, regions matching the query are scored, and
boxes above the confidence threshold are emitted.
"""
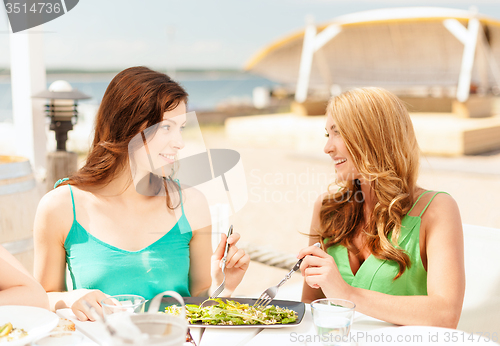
[202,305,393,346]
[55,306,499,346]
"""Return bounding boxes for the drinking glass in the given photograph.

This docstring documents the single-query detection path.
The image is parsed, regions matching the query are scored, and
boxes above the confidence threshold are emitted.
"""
[311,298,355,346]
[101,294,146,318]
[105,291,187,346]
[31,331,84,346]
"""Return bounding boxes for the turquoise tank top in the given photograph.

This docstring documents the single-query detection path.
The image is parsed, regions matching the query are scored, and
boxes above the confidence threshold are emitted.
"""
[63,182,192,300]
[326,191,447,296]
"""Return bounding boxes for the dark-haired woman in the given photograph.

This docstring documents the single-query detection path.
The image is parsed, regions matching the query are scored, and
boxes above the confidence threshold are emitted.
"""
[33,67,250,321]
[299,87,465,328]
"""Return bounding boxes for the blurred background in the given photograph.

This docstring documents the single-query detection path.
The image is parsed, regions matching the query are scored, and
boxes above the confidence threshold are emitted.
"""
[1,0,500,299]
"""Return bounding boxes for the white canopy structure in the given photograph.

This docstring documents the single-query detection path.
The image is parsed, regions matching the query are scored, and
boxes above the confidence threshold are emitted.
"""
[245,7,500,103]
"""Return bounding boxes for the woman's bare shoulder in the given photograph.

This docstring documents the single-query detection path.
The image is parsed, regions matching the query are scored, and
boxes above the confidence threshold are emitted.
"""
[419,191,462,236]
[418,191,459,218]
[314,186,345,211]
[35,185,76,233]
[315,190,334,206]
[38,185,72,212]
[177,183,211,231]
[310,191,333,237]
[178,183,208,208]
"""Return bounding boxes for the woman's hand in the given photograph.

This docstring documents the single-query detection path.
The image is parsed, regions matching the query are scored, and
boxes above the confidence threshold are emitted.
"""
[211,232,250,296]
[71,290,109,321]
[298,244,352,300]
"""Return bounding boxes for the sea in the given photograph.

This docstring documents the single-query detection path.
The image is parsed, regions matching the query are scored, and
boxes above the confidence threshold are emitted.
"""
[0,70,278,123]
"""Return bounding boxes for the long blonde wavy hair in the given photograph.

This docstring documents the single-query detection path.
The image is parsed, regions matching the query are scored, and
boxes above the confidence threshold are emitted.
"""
[320,87,420,279]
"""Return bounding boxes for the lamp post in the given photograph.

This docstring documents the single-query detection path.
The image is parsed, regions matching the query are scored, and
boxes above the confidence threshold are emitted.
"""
[32,80,91,192]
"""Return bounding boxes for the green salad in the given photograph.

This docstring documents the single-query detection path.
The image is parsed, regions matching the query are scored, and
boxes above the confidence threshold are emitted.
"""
[164,299,298,325]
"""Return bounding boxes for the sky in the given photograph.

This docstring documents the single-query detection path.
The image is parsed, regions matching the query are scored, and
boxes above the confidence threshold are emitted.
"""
[2,0,500,70]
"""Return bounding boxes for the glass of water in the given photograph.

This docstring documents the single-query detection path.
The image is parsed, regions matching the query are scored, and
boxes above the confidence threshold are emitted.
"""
[311,298,355,346]
[101,294,146,318]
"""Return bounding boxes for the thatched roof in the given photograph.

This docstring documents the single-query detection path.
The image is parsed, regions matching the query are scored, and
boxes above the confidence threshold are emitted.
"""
[246,7,500,97]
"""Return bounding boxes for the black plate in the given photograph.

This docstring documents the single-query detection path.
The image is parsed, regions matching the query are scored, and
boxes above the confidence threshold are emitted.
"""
[153,297,305,328]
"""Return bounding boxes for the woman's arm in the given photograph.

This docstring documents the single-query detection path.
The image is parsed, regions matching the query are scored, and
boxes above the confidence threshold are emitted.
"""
[33,187,107,320]
[211,232,250,297]
[185,187,249,297]
[189,225,250,297]
[184,187,216,297]
[301,194,326,303]
[0,246,49,309]
[188,223,213,297]
[299,193,465,328]
[34,187,75,309]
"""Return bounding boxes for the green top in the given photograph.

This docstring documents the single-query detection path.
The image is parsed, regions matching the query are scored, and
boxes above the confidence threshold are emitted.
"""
[62,181,192,300]
[326,191,447,296]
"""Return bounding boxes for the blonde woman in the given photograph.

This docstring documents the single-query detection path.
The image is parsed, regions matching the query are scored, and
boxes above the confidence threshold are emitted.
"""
[299,87,465,328]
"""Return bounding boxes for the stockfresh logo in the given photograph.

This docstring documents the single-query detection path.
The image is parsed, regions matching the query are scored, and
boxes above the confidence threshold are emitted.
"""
[3,0,79,33]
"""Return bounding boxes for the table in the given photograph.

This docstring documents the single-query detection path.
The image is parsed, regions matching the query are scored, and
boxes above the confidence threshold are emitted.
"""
[197,305,394,346]
[56,306,499,346]
[55,309,108,345]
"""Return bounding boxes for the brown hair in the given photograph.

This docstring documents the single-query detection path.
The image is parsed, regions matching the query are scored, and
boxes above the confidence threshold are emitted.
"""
[319,87,420,279]
[57,66,188,207]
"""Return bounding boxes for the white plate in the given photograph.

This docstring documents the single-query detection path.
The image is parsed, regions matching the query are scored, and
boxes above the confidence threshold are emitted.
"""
[158,297,306,329]
[0,306,59,346]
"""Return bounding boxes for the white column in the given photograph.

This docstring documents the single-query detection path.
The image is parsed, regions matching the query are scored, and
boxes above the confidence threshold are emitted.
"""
[314,24,341,95]
[456,17,480,102]
[9,27,47,178]
[295,19,341,103]
[443,16,480,102]
[295,16,317,103]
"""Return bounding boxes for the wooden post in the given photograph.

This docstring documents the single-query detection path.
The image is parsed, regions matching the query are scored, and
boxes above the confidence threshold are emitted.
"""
[46,151,78,192]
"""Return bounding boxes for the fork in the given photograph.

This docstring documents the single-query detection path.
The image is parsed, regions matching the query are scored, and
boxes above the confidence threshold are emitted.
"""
[253,242,321,309]
[185,327,197,346]
[200,225,233,308]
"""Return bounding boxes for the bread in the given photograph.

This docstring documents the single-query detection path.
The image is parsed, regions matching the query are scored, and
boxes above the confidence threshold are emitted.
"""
[52,318,76,332]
